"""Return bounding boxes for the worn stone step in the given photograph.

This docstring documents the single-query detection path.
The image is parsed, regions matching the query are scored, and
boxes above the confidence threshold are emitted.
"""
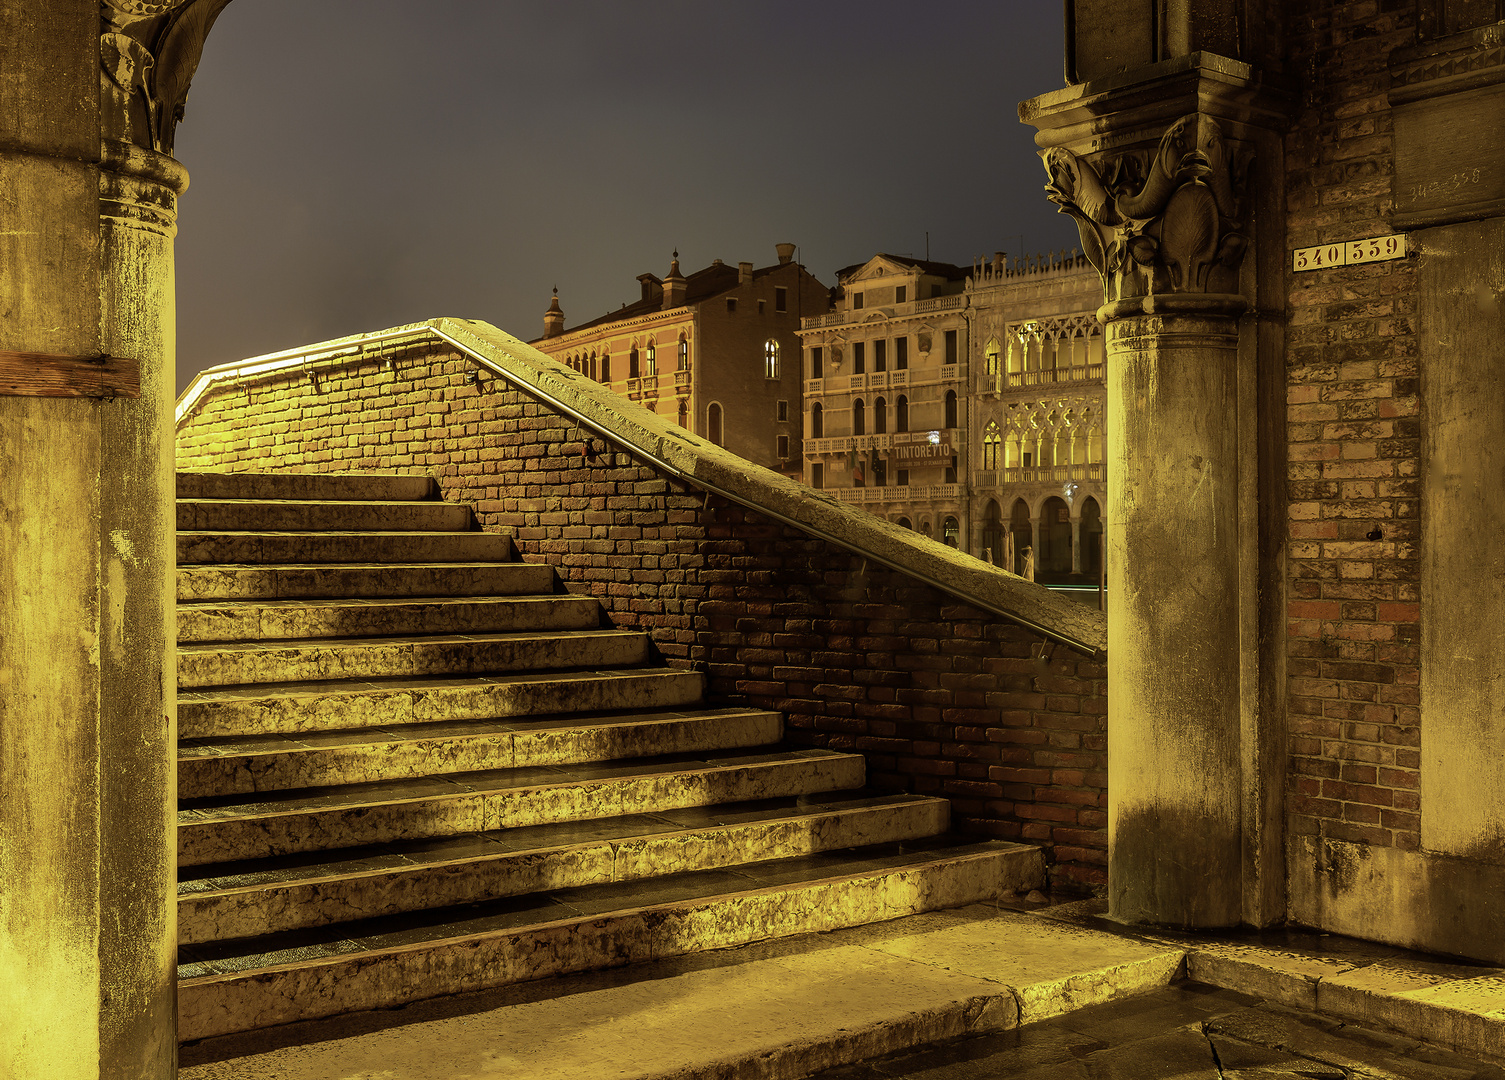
[176,562,555,603]
[177,530,514,565]
[177,748,866,866]
[177,791,950,944]
[179,707,784,799]
[177,839,1040,1041]
[177,498,471,533]
[179,667,705,740]
[177,471,436,503]
[177,629,648,689]
[177,594,597,644]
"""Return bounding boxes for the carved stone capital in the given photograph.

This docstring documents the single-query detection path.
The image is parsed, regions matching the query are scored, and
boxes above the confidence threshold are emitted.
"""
[100,0,232,156]
[1041,114,1252,307]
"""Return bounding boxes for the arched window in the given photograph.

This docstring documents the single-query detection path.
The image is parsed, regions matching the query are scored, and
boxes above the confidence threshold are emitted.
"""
[1041,495,1072,579]
[1010,498,1032,575]
[601,353,611,382]
[982,500,1004,566]
[678,336,689,371]
[944,389,958,429]
[982,421,1001,470]
[764,339,780,379]
[942,516,960,548]
[1007,336,1025,374]
[853,398,866,436]
[1081,496,1104,578]
[589,351,598,381]
[707,402,724,446]
[897,516,912,530]
[1088,425,1104,463]
[896,395,909,432]
[874,396,887,434]
[644,342,657,376]
[678,400,688,428]
[810,401,823,438]
[629,346,640,379]
[985,338,1000,378]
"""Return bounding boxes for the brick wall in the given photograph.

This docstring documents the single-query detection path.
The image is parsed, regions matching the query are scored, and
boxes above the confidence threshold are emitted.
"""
[1283,0,1422,853]
[176,338,1109,890]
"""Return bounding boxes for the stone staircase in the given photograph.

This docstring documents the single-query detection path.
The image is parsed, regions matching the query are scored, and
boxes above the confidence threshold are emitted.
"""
[173,471,1043,1043]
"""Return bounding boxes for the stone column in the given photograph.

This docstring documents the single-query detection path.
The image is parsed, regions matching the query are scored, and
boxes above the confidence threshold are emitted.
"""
[1070,513,1082,575]
[1023,74,1293,927]
[0,4,225,1077]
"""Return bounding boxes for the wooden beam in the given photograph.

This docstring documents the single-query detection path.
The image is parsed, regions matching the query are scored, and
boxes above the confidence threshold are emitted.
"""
[0,351,141,399]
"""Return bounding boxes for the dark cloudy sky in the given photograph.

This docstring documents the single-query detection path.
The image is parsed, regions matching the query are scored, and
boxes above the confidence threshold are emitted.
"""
[172,1,1076,392]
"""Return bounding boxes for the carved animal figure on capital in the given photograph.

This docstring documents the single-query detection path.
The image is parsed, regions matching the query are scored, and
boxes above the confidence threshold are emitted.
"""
[1041,114,1250,303]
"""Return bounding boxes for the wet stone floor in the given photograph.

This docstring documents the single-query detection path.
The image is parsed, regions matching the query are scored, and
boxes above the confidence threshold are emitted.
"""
[811,983,1505,1080]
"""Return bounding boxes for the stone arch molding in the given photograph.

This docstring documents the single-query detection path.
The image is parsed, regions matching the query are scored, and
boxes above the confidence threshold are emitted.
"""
[1041,113,1252,304]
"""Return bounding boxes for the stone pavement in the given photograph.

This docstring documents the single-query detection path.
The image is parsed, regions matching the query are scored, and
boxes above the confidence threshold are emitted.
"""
[179,896,1505,1080]
[812,983,1505,1079]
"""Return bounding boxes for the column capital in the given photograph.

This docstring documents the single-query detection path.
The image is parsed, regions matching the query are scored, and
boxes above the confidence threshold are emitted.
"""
[100,0,232,156]
[1021,55,1297,311]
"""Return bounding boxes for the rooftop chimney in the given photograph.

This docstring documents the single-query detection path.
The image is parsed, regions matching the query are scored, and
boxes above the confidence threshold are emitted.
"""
[738,261,753,284]
[662,251,687,310]
[775,242,796,265]
[543,288,564,338]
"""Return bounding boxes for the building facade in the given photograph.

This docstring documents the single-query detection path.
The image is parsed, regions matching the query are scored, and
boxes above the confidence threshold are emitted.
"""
[532,245,828,476]
[798,254,972,545]
[800,251,1104,583]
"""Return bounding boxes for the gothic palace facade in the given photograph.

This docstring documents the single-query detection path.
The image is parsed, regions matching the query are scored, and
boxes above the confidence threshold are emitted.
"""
[798,251,1106,584]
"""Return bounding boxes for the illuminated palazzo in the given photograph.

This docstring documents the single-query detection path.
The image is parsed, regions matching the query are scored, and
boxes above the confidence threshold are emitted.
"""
[800,250,1105,583]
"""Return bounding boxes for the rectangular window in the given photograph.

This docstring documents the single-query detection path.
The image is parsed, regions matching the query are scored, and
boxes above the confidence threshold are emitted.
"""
[853,341,866,374]
[726,297,737,313]
[777,434,789,458]
[645,345,657,376]
[873,459,887,487]
[810,346,823,379]
[776,400,789,422]
[897,469,909,486]
[944,329,958,365]
[758,299,766,314]
[895,336,908,369]
[895,285,907,303]
[601,355,611,382]
[874,339,887,372]
[811,462,824,489]
[775,287,787,312]
[853,292,864,310]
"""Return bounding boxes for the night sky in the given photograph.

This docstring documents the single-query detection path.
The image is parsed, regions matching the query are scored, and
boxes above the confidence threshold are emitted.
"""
[172,1,1077,392]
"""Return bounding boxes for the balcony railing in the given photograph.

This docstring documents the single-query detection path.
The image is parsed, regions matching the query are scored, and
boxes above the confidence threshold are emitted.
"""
[830,483,963,505]
[805,377,824,394]
[1004,364,1105,388]
[1000,463,1104,484]
[673,370,691,387]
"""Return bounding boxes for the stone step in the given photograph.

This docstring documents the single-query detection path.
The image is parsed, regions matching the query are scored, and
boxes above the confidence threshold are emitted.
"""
[178,707,784,798]
[177,498,471,533]
[179,667,705,740]
[177,594,598,644]
[176,561,555,602]
[177,791,949,944]
[177,530,514,565]
[177,748,866,866]
[178,839,1037,1041]
[177,471,436,502]
[177,629,648,689]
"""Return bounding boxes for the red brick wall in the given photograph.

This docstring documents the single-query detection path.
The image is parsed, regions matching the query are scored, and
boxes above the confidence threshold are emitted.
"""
[1283,0,1422,853]
[177,343,1109,890]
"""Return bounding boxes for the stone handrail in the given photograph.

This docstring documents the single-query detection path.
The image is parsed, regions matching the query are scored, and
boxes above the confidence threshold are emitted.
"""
[176,317,1106,657]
